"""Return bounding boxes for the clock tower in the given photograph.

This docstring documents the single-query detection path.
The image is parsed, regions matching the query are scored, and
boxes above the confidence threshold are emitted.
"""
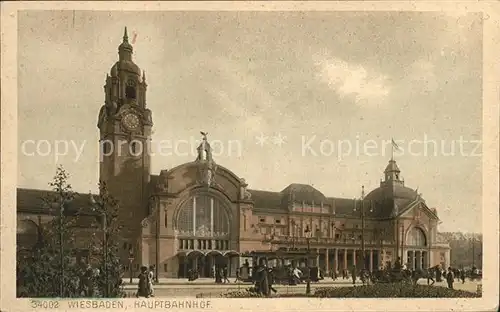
[97,27,153,247]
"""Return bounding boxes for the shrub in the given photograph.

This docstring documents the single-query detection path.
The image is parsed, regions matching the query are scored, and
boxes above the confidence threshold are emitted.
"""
[219,289,266,298]
[314,284,481,298]
[220,284,480,298]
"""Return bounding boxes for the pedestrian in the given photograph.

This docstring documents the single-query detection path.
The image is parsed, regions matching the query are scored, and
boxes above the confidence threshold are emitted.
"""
[222,265,230,283]
[460,269,466,284]
[292,267,302,284]
[148,265,155,297]
[234,267,240,283]
[351,266,357,285]
[136,266,150,298]
[427,267,435,285]
[446,267,454,289]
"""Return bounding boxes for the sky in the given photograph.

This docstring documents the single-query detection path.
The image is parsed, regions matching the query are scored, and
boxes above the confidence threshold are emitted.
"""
[17,10,483,232]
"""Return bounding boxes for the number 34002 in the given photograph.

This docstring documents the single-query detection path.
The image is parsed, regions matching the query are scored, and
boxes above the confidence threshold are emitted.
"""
[30,300,60,309]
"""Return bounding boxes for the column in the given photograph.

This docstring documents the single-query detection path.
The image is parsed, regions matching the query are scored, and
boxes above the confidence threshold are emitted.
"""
[316,253,320,267]
[343,248,348,270]
[325,249,330,274]
[334,248,339,273]
[210,198,214,236]
[369,250,373,271]
[193,197,197,236]
[415,251,421,270]
[352,250,356,267]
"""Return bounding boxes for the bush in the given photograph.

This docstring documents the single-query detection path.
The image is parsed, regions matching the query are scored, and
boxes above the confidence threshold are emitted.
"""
[314,284,481,298]
[219,288,266,298]
[220,284,480,298]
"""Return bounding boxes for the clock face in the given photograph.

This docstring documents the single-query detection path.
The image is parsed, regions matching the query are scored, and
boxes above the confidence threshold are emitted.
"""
[122,113,140,131]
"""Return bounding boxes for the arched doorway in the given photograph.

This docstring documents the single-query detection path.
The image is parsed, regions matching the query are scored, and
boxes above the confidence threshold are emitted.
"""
[175,194,232,278]
[405,227,428,270]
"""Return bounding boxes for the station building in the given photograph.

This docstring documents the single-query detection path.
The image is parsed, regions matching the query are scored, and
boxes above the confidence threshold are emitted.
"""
[17,29,451,278]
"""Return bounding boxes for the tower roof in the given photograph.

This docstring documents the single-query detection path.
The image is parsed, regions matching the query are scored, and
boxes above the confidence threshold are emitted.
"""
[384,159,400,173]
[110,27,141,76]
[118,26,133,53]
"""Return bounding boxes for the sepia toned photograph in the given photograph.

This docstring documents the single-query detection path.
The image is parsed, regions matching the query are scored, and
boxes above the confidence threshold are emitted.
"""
[1,1,499,311]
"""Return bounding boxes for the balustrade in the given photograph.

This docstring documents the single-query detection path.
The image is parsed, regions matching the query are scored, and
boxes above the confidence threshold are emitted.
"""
[178,238,230,251]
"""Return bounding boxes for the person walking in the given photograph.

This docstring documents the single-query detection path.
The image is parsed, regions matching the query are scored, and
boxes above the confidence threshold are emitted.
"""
[148,265,155,297]
[460,269,466,284]
[351,266,357,285]
[136,266,151,298]
[427,267,435,285]
[446,267,455,289]
[222,265,230,283]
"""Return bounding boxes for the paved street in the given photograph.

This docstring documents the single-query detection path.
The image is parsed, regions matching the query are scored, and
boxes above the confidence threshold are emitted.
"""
[124,278,482,298]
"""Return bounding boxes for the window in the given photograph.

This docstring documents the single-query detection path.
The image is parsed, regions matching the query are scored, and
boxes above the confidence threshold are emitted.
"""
[335,233,341,240]
[164,264,168,272]
[164,214,168,228]
[274,218,281,224]
[101,141,112,155]
[259,217,266,223]
[125,80,137,99]
[123,242,127,250]
[176,195,230,237]
[406,227,427,247]
[131,142,138,154]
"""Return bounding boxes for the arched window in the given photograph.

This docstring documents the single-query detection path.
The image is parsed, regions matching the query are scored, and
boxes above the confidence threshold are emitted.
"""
[125,86,136,99]
[176,195,230,238]
[125,80,137,100]
[406,227,427,247]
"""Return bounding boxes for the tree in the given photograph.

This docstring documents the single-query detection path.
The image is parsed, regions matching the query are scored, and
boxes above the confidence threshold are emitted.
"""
[17,166,83,297]
[87,181,126,298]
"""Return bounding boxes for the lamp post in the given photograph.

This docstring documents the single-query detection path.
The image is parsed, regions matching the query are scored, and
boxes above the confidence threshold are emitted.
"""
[353,186,372,271]
[304,225,312,295]
[89,194,109,298]
[128,249,134,284]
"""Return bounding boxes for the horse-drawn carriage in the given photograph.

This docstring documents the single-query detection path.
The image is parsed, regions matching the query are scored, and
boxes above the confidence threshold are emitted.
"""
[371,268,410,283]
[239,249,322,285]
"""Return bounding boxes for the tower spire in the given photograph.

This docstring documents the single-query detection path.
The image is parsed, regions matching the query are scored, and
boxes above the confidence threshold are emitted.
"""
[123,26,129,43]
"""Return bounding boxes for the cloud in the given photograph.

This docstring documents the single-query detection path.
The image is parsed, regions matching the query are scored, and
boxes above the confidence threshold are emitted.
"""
[407,59,438,93]
[313,53,390,104]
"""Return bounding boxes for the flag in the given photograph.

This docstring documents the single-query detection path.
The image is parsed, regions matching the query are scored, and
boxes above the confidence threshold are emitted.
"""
[132,31,138,44]
[391,138,400,150]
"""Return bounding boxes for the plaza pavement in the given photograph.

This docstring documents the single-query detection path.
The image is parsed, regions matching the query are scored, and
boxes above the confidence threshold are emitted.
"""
[123,278,482,298]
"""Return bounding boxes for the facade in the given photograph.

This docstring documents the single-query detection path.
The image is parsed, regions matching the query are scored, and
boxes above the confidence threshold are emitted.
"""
[16,29,451,278]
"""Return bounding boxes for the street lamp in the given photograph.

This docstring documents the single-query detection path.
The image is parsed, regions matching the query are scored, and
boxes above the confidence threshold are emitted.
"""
[89,193,109,297]
[128,248,135,284]
[353,186,373,272]
[304,225,313,295]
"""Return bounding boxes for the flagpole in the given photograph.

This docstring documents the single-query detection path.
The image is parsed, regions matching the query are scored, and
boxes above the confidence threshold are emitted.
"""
[391,138,394,161]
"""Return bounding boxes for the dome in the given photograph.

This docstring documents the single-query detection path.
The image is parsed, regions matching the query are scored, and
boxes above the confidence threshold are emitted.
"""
[281,183,326,203]
[110,61,141,77]
[365,183,418,202]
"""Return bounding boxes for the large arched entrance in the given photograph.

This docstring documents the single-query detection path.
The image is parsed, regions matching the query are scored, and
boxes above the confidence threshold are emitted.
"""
[405,227,429,270]
[175,194,239,278]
